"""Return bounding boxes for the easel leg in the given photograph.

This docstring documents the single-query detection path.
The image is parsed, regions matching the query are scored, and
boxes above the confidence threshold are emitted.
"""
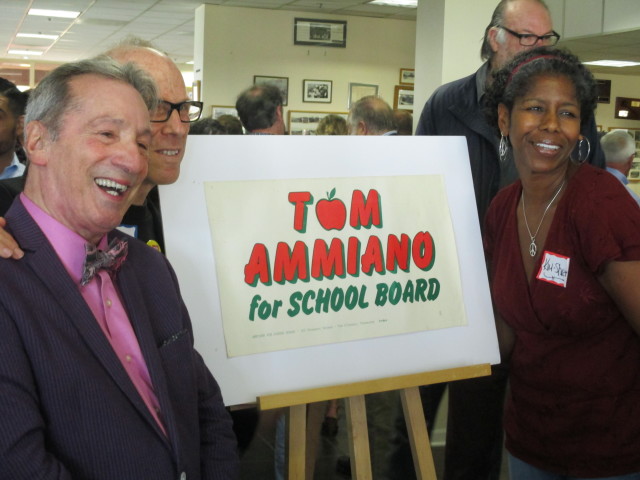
[288,404,307,479]
[345,395,373,480]
[401,387,437,480]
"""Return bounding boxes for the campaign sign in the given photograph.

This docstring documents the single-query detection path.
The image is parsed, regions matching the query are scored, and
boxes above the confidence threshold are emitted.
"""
[161,136,499,406]
[204,175,465,357]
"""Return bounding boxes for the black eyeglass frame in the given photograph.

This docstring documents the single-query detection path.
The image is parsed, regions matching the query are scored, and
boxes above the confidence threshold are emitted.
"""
[151,100,204,123]
[498,26,560,46]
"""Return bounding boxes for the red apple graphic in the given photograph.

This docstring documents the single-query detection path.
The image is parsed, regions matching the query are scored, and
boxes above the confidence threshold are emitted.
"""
[316,188,347,230]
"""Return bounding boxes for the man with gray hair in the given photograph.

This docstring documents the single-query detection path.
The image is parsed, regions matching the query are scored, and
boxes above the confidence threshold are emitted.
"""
[0,57,238,479]
[601,129,640,207]
[391,1,603,480]
[348,95,397,135]
[0,36,203,256]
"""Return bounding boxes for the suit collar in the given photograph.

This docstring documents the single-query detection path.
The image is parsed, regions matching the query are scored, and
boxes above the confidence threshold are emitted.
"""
[6,200,175,451]
[448,65,498,147]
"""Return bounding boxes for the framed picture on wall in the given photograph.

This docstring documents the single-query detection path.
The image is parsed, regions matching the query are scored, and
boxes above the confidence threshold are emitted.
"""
[348,83,378,108]
[596,79,611,104]
[211,105,238,119]
[254,75,289,106]
[399,68,415,85]
[303,79,332,103]
[294,18,347,48]
[394,85,414,111]
[287,110,348,135]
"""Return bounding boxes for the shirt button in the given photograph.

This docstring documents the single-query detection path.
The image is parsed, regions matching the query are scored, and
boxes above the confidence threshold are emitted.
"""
[106,299,112,307]
[180,473,186,480]
[125,354,132,363]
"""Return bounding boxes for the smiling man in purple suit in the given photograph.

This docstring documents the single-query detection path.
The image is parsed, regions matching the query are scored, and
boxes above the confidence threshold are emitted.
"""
[0,56,239,479]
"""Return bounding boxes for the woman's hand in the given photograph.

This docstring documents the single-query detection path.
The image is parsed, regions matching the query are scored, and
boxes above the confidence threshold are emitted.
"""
[600,260,640,336]
[0,218,23,259]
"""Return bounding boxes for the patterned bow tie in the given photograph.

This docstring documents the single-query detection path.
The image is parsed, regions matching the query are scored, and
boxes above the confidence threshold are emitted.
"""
[81,238,128,286]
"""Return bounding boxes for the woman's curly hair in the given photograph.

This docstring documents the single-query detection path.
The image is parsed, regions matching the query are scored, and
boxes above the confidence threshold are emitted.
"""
[484,46,598,136]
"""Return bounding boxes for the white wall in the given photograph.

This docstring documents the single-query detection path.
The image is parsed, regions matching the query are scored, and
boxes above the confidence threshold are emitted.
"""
[593,72,640,131]
[195,6,416,122]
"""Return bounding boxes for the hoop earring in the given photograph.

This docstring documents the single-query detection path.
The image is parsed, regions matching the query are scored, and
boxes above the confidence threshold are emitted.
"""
[499,134,509,162]
[573,137,591,164]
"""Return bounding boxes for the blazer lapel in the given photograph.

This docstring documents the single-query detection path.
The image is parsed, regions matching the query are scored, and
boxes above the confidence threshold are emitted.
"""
[7,201,171,448]
[114,245,178,450]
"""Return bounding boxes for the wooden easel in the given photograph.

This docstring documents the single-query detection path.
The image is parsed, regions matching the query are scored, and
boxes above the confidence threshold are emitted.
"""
[258,363,491,480]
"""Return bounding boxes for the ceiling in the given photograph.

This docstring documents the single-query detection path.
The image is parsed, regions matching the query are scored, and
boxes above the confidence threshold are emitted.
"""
[0,0,416,67]
[1,0,639,76]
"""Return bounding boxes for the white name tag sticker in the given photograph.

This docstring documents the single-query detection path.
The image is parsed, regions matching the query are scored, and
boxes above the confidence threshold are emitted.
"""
[116,224,138,238]
[537,251,570,288]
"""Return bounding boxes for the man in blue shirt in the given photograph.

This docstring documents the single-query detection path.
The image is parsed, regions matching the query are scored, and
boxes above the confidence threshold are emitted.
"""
[0,79,27,179]
[601,129,640,207]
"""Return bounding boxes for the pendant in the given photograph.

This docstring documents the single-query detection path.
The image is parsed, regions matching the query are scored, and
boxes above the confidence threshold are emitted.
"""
[529,240,537,257]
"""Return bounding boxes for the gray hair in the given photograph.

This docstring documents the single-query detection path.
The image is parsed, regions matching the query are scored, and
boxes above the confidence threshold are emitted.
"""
[480,0,550,61]
[25,55,157,140]
[601,130,636,165]
[348,95,395,135]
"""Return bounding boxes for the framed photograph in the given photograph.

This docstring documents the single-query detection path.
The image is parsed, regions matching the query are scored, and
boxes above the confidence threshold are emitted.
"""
[399,68,415,85]
[394,85,414,111]
[287,110,348,135]
[211,105,238,119]
[596,79,611,104]
[303,79,332,103]
[348,83,378,108]
[294,18,347,48]
[254,75,289,106]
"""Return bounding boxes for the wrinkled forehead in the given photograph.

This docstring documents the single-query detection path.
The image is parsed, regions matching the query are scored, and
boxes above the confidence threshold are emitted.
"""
[503,0,553,32]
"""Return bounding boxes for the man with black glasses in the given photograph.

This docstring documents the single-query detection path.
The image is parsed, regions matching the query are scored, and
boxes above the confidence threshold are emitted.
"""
[0,38,204,255]
[389,1,603,480]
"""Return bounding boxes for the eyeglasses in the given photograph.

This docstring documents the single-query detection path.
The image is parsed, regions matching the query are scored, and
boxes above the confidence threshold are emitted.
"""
[499,26,560,46]
[151,100,204,123]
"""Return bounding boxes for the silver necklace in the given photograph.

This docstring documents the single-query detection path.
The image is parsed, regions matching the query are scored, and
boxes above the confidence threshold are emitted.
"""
[521,180,565,257]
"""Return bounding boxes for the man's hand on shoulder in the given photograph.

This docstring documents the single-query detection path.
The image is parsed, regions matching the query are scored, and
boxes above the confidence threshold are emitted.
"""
[0,218,24,259]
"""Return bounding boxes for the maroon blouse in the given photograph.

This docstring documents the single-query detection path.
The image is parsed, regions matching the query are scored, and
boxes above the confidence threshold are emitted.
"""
[484,164,640,477]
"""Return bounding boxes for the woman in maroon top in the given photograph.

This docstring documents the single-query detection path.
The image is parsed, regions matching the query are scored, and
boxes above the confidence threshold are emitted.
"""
[483,46,640,479]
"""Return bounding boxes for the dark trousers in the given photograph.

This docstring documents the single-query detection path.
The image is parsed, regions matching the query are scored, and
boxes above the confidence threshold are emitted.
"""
[386,364,509,480]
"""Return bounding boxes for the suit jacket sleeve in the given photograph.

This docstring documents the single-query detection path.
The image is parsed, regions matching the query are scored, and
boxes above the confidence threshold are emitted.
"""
[164,262,240,480]
[0,300,74,479]
[415,90,439,136]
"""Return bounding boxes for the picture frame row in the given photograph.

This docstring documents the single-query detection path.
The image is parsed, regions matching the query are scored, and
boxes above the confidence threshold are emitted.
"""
[251,67,414,107]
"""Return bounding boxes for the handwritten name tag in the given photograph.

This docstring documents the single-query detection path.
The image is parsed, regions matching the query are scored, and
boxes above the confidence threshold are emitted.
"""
[537,251,570,288]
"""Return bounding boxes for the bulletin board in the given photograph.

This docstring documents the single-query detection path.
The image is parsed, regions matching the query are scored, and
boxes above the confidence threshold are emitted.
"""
[160,136,499,406]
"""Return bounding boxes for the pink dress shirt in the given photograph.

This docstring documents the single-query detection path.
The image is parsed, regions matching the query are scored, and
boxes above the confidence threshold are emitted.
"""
[20,193,166,435]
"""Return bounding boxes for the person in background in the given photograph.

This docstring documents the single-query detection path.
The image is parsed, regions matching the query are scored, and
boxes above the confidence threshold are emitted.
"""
[0,55,239,480]
[0,78,28,179]
[388,2,603,479]
[217,114,244,134]
[190,117,227,135]
[393,109,413,136]
[601,129,640,207]
[316,114,348,135]
[235,84,285,135]
[484,45,640,480]
[348,95,397,135]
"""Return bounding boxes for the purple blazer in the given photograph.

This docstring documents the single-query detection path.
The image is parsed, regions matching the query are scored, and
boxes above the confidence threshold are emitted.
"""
[0,199,239,479]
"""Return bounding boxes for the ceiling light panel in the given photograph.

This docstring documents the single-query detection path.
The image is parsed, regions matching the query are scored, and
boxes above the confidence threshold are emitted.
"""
[28,8,80,18]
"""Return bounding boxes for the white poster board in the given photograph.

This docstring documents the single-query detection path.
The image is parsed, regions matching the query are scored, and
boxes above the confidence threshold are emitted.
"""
[161,136,499,406]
